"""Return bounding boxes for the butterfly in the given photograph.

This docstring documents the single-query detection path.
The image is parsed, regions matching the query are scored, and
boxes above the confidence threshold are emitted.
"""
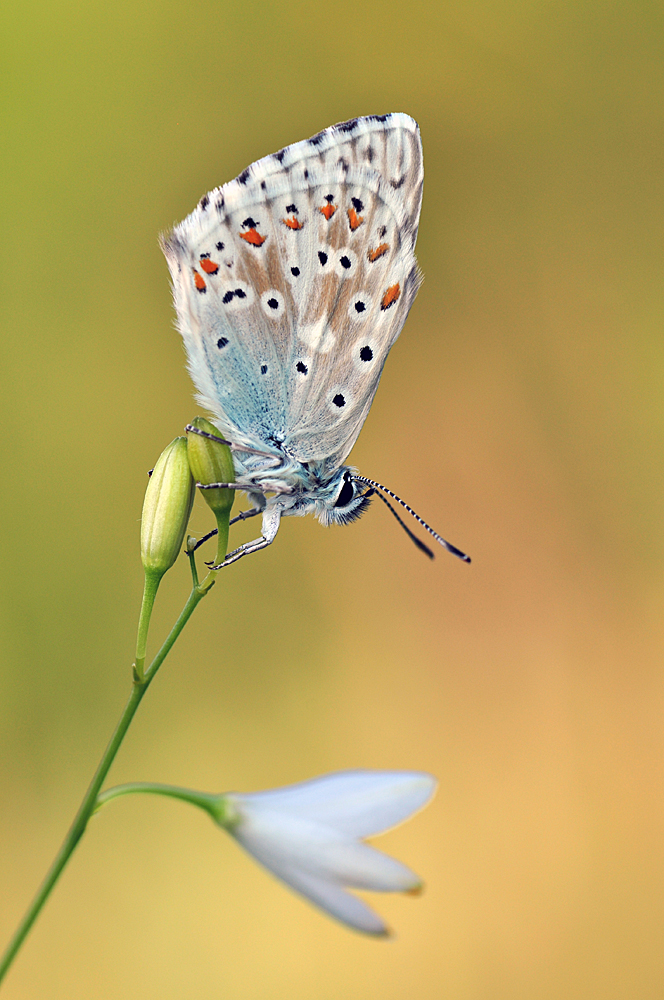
[161,113,469,567]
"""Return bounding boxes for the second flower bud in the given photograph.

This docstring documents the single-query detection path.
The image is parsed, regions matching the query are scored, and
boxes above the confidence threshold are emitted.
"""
[186,417,236,567]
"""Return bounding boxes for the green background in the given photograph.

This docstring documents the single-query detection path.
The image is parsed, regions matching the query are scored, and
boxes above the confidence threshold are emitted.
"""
[2,2,663,997]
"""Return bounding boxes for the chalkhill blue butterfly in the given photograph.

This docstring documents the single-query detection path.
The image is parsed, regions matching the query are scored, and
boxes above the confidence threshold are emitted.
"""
[161,113,469,566]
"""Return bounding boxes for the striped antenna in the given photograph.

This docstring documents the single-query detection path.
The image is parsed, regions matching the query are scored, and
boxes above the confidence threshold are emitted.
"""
[353,476,471,563]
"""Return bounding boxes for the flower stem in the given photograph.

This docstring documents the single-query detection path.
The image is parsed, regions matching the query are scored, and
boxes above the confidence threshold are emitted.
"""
[214,514,230,571]
[134,570,161,681]
[0,556,224,985]
[0,682,147,984]
[96,781,220,819]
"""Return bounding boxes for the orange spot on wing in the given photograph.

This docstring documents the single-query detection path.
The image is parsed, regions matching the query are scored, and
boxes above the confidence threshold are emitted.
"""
[368,242,389,262]
[319,203,336,220]
[347,207,364,231]
[283,216,303,230]
[239,228,267,246]
[199,258,219,274]
[380,283,401,310]
[193,271,206,292]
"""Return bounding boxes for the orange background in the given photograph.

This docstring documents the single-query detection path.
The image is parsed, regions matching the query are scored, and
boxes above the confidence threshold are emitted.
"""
[1,2,663,997]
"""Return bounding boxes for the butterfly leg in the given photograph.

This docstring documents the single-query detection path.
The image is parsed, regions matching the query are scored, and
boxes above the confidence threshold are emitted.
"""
[230,506,263,527]
[185,424,281,465]
[189,506,263,554]
[209,505,282,569]
[197,482,256,492]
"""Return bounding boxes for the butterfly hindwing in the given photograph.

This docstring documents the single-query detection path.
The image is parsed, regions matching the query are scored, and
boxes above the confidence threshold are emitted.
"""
[162,208,292,453]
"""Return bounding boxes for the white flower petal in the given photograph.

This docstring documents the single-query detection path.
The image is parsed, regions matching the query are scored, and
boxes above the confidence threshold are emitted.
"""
[271,863,389,935]
[221,770,435,935]
[233,770,436,838]
[228,806,420,891]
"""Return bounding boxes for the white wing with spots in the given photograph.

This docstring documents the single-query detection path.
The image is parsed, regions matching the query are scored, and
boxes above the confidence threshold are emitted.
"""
[161,114,423,472]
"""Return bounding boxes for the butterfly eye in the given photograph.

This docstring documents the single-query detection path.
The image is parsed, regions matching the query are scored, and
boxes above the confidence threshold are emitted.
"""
[334,473,355,508]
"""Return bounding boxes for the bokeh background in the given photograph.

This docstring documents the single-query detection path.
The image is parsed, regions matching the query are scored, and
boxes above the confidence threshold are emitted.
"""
[2,2,663,997]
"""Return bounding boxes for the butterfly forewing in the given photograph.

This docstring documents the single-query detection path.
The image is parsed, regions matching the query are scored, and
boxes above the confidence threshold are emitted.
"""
[161,114,423,468]
[280,165,422,469]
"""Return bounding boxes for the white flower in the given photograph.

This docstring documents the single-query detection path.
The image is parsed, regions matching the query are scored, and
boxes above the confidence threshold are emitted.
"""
[218,770,436,935]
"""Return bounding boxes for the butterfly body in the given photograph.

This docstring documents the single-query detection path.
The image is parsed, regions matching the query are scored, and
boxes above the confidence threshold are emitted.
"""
[162,114,430,564]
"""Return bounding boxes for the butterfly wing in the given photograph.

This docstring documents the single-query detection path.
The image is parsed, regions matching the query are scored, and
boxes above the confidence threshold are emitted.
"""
[161,114,423,468]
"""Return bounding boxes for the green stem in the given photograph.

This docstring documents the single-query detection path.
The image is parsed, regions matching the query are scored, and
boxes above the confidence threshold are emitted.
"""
[135,570,161,680]
[214,513,230,570]
[0,682,148,985]
[0,554,226,984]
[96,781,221,819]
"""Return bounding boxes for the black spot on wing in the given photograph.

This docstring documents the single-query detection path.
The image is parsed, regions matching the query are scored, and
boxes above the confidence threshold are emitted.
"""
[333,393,345,408]
[199,194,209,210]
[217,337,229,348]
[237,168,251,185]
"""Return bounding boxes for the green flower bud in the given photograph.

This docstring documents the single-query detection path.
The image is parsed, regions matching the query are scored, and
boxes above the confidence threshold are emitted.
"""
[186,417,236,568]
[186,417,236,517]
[141,437,195,578]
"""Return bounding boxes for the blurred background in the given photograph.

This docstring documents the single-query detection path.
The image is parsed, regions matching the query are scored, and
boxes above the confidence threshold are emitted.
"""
[1,2,663,997]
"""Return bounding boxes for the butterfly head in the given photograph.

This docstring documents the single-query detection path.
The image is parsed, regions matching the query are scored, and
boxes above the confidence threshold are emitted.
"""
[313,468,373,527]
